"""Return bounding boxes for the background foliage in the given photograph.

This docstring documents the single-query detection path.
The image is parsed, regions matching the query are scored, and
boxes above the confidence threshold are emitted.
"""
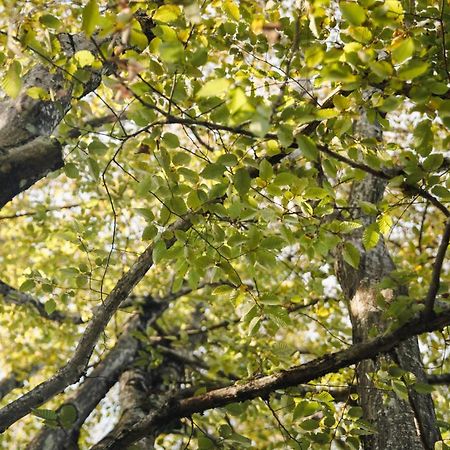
[0,0,449,448]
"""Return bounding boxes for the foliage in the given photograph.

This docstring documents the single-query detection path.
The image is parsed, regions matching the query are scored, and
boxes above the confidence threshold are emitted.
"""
[0,0,449,448]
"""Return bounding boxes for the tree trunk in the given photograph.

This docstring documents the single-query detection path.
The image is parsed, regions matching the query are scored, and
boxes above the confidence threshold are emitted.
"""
[0,34,104,210]
[336,111,441,449]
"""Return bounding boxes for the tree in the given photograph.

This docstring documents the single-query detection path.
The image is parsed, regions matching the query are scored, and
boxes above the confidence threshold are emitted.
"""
[0,0,449,448]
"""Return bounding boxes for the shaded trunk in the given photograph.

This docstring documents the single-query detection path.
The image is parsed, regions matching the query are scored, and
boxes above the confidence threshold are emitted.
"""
[93,357,184,450]
[0,34,104,210]
[26,299,168,450]
[336,112,441,448]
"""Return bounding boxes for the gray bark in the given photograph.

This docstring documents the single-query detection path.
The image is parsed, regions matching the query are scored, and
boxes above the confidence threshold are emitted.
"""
[26,297,168,450]
[0,217,191,433]
[335,112,441,449]
[88,306,450,450]
[0,34,103,210]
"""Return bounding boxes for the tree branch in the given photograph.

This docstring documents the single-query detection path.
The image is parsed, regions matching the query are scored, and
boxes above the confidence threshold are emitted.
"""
[0,280,83,324]
[0,216,192,433]
[91,306,450,449]
[424,217,450,316]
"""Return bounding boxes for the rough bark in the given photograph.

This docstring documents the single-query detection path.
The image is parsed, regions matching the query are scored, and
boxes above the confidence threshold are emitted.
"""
[25,294,176,450]
[0,34,103,210]
[335,113,441,449]
[89,306,450,450]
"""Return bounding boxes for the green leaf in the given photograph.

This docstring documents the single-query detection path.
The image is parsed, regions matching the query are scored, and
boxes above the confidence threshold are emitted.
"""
[340,2,366,25]
[39,14,61,29]
[64,163,79,179]
[82,0,100,36]
[170,196,188,215]
[296,135,318,161]
[397,60,428,81]
[159,41,184,64]
[299,418,320,431]
[197,78,231,98]
[20,279,35,291]
[142,224,158,241]
[152,240,167,264]
[44,299,56,315]
[432,185,450,200]
[58,404,78,427]
[74,50,95,68]
[259,159,273,180]
[134,208,155,222]
[32,409,58,421]
[162,132,180,148]
[233,168,251,196]
[343,242,361,269]
[200,163,226,179]
[412,382,434,394]
[348,406,363,418]
[362,223,380,250]
[217,153,238,167]
[392,37,414,65]
[423,154,444,172]
[2,61,22,99]
[293,401,320,419]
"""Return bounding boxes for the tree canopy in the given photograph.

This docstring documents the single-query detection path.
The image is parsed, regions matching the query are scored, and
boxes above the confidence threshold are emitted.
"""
[0,0,449,449]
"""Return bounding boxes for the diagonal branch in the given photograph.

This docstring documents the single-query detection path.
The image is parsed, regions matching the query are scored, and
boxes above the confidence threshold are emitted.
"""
[91,306,450,450]
[0,216,192,433]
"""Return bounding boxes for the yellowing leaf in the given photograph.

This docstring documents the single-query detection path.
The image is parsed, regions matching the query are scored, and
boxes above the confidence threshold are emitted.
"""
[82,0,100,36]
[224,0,240,21]
[197,78,231,98]
[340,2,366,26]
[74,50,95,67]
[363,223,380,250]
[392,37,414,65]
[2,61,22,99]
[397,60,428,80]
[153,5,181,23]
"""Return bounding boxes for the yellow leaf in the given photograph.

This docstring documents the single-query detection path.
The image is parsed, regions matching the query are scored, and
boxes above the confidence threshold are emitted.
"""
[224,0,240,21]
[2,62,22,99]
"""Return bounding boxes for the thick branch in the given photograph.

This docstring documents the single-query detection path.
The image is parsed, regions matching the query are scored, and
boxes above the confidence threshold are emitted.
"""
[92,307,450,449]
[0,216,192,433]
[0,34,104,210]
